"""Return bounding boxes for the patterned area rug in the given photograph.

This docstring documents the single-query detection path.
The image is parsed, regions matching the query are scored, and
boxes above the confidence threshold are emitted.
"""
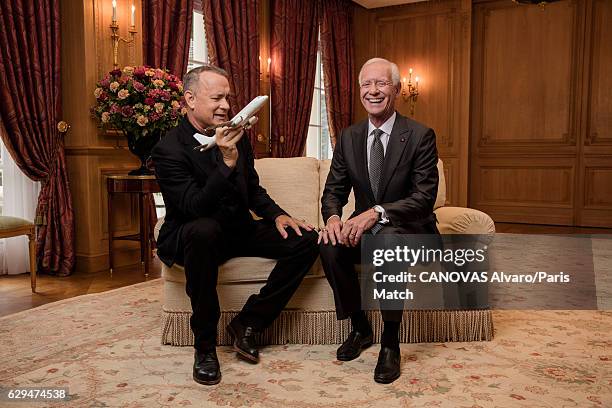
[0,279,610,407]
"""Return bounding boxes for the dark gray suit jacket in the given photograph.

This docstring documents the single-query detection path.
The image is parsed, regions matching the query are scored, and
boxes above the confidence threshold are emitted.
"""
[321,112,439,232]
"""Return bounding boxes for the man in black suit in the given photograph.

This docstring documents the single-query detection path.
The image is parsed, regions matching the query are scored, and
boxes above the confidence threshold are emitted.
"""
[319,58,439,384]
[152,65,318,386]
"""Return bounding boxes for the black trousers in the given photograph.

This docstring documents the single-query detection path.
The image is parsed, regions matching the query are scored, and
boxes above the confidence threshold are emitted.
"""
[179,218,319,351]
[320,222,439,323]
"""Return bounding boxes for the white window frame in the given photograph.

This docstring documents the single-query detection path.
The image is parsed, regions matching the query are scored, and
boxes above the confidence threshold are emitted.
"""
[306,34,332,160]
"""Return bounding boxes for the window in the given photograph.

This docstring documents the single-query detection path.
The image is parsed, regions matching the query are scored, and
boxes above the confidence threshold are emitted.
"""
[155,8,209,219]
[187,9,208,71]
[305,37,332,160]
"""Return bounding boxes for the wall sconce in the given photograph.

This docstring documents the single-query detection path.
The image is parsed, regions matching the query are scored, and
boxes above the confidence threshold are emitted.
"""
[401,68,419,116]
[110,0,137,68]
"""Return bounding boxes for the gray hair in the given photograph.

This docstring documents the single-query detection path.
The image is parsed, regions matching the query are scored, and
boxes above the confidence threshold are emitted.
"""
[183,64,229,92]
[358,58,401,87]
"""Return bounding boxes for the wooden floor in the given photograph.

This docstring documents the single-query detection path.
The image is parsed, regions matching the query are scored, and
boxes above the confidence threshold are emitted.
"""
[0,257,161,318]
[1,222,610,318]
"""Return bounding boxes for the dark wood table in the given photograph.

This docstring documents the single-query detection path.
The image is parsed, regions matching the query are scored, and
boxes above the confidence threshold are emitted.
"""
[106,175,160,276]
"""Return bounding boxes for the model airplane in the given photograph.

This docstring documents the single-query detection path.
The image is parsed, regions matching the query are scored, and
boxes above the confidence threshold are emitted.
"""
[193,95,269,151]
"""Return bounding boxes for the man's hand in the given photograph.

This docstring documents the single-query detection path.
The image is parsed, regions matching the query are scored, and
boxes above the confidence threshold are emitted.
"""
[318,215,344,246]
[275,215,314,239]
[340,209,379,247]
[216,126,245,168]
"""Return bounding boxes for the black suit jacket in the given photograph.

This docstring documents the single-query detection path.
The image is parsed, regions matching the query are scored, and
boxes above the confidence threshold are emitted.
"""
[152,117,286,266]
[321,112,439,231]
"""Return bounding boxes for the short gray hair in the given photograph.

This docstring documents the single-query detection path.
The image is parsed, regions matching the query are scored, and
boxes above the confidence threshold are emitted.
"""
[358,58,401,87]
[183,64,229,92]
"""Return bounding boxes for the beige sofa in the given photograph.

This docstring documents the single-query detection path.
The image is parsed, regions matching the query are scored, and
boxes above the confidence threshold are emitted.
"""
[155,158,496,346]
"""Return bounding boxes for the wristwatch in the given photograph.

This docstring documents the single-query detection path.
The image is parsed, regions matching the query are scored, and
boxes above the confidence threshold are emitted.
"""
[372,205,390,224]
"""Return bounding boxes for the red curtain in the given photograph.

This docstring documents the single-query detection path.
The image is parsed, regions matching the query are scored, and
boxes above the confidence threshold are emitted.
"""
[0,1,75,275]
[320,0,355,148]
[203,0,260,148]
[143,0,194,77]
[270,0,320,157]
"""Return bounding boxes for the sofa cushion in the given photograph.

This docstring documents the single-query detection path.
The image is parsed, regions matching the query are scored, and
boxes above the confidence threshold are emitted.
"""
[163,257,277,284]
[254,157,320,227]
[162,255,324,284]
[318,160,356,227]
[0,216,34,231]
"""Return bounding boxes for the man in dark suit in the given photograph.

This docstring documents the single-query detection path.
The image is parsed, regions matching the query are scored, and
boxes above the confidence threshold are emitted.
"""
[152,65,318,386]
[319,58,439,384]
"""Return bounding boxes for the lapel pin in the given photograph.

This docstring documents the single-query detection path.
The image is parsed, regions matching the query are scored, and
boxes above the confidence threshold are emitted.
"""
[400,138,406,142]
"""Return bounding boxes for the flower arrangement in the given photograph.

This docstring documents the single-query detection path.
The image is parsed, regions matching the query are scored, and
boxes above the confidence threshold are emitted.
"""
[92,65,186,140]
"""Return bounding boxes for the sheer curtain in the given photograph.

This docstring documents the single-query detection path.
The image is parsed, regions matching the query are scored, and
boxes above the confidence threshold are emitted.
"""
[0,139,40,275]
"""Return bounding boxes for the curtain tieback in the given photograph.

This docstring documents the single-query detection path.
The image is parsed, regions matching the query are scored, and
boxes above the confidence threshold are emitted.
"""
[35,121,70,226]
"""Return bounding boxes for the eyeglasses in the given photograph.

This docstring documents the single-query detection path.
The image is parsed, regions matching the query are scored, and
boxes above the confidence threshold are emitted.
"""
[360,80,394,89]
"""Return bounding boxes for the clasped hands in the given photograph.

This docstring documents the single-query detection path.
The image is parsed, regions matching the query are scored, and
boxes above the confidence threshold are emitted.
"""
[317,209,379,247]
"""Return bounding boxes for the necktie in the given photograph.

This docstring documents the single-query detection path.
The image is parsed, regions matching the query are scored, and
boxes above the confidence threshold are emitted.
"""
[369,129,385,235]
[369,129,385,200]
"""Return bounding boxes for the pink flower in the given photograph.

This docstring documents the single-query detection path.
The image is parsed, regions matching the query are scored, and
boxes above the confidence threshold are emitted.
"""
[144,97,155,106]
[168,82,179,91]
[100,76,111,87]
[110,104,121,113]
[154,69,165,79]
[110,68,122,77]
[160,90,171,101]
[134,67,146,78]
[133,81,145,92]
[121,106,134,117]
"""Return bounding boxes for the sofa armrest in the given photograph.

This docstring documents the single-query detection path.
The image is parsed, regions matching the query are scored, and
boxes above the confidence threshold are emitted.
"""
[434,207,495,234]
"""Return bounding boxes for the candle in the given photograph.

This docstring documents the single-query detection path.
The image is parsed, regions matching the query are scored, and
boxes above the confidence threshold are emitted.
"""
[131,4,135,27]
[267,57,271,73]
[112,0,116,22]
[415,76,419,89]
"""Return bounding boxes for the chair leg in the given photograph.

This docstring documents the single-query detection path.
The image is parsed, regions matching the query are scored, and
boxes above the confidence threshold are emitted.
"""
[27,232,37,292]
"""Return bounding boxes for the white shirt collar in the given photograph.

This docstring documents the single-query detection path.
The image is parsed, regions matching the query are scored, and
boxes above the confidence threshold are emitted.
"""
[368,111,396,137]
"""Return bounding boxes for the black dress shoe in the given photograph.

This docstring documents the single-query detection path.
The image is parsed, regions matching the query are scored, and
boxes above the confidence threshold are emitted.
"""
[193,349,221,385]
[374,346,401,384]
[336,330,373,361]
[227,318,259,363]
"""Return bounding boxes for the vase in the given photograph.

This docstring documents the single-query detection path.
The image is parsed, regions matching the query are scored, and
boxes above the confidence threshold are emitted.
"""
[125,129,163,176]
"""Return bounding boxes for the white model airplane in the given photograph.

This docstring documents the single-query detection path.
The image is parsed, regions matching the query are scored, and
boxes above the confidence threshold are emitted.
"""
[193,95,269,151]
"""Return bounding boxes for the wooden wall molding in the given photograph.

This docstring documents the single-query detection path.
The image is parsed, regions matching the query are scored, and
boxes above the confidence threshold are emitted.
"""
[468,0,612,227]
[474,0,578,150]
[62,0,145,272]
[353,0,471,206]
